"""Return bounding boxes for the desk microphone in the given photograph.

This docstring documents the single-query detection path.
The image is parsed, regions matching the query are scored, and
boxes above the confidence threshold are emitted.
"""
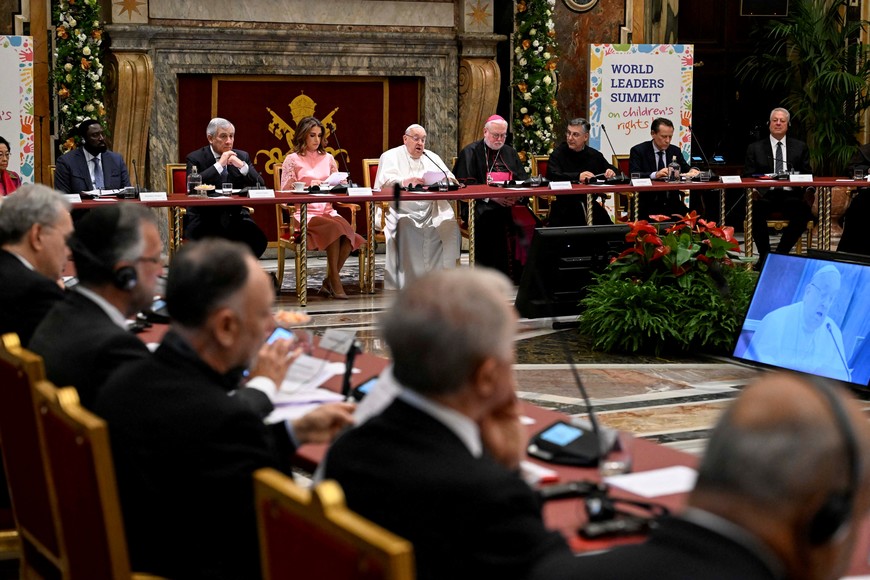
[687,125,718,180]
[827,323,851,380]
[341,340,362,401]
[393,182,402,286]
[600,124,627,180]
[327,123,356,187]
[131,159,141,198]
[422,150,457,188]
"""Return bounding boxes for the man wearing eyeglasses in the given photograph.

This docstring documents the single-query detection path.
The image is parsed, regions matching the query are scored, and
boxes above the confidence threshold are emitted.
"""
[374,124,460,289]
[453,115,538,282]
[30,204,164,409]
[546,117,617,226]
[745,265,850,381]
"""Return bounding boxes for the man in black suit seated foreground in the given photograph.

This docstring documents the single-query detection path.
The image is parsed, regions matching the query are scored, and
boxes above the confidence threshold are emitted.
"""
[324,268,575,580]
[29,204,162,409]
[838,143,870,256]
[95,239,354,579]
[743,107,814,259]
[185,117,268,257]
[536,372,870,580]
[0,184,72,346]
[629,117,699,220]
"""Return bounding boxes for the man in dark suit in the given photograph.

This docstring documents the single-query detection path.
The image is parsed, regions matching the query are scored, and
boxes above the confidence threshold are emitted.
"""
[453,115,538,282]
[54,119,131,194]
[185,117,268,257]
[0,184,72,346]
[743,107,814,258]
[838,143,870,255]
[629,117,699,219]
[29,203,163,409]
[94,238,354,579]
[535,372,870,580]
[324,268,575,580]
[546,117,616,226]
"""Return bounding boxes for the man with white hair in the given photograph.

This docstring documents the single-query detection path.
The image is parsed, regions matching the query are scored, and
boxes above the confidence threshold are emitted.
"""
[185,117,268,258]
[746,264,850,380]
[374,124,460,289]
[453,114,538,281]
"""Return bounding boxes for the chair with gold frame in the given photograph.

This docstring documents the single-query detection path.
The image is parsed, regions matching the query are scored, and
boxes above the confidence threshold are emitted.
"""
[254,468,415,580]
[529,155,553,220]
[274,164,366,295]
[611,154,634,222]
[362,158,390,248]
[32,380,167,579]
[744,188,814,256]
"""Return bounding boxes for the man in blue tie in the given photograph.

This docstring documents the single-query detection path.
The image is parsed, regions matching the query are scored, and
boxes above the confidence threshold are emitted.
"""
[54,119,131,194]
[184,118,268,258]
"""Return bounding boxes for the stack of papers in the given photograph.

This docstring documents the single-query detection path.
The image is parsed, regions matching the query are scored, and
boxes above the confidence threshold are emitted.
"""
[264,354,353,423]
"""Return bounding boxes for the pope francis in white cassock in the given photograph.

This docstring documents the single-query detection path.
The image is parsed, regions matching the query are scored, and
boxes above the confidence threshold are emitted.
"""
[374,124,460,290]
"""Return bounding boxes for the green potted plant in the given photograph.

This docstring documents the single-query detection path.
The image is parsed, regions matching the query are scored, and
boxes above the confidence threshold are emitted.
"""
[579,212,757,355]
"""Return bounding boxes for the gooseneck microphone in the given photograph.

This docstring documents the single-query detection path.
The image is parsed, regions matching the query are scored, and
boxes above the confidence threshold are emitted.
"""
[131,159,141,197]
[827,323,852,381]
[687,125,718,179]
[600,124,626,180]
[327,123,355,187]
[421,150,456,188]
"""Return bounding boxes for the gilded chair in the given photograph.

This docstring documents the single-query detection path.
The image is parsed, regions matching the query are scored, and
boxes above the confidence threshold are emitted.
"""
[49,164,56,189]
[529,155,553,220]
[33,381,167,579]
[254,468,415,580]
[0,333,58,577]
[362,158,389,247]
[164,163,188,256]
[274,165,366,294]
[611,154,634,221]
[744,188,814,256]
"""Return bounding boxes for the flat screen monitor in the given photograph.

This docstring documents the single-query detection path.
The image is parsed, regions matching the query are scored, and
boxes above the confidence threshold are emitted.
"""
[515,224,630,319]
[732,253,870,390]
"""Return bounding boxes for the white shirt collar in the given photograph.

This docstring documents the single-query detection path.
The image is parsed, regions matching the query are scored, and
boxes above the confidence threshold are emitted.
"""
[8,251,34,271]
[75,286,129,330]
[769,134,785,148]
[398,387,483,458]
[83,149,100,163]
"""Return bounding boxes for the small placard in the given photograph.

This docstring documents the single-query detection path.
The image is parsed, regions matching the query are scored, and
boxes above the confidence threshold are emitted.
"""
[789,174,813,183]
[631,178,653,187]
[720,175,743,184]
[347,187,373,196]
[549,181,572,190]
[319,328,358,354]
[248,189,275,199]
[63,194,82,203]
[138,191,168,202]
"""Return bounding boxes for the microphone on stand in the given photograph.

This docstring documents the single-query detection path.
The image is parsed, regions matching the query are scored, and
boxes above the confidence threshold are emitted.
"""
[392,182,402,287]
[129,159,141,199]
[827,323,852,381]
[422,150,458,190]
[687,125,719,181]
[600,125,629,184]
[327,122,355,188]
[341,340,362,401]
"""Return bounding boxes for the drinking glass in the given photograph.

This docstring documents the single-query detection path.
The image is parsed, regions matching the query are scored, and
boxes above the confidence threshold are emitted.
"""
[854,168,865,180]
[221,182,233,196]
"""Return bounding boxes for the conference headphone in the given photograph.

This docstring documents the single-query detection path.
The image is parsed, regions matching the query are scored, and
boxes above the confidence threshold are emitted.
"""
[802,375,860,545]
[68,206,139,291]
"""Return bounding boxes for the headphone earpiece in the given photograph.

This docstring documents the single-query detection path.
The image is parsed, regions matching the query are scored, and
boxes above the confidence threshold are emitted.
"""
[802,376,859,545]
[113,265,138,290]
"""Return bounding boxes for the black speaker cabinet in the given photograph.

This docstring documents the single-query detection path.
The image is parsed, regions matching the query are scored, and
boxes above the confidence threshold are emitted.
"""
[741,0,789,16]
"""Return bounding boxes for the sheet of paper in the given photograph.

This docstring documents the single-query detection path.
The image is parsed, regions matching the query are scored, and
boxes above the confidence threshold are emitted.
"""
[82,188,125,197]
[319,329,357,354]
[280,354,346,394]
[266,388,346,423]
[604,465,697,498]
[325,172,348,186]
[422,170,447,185]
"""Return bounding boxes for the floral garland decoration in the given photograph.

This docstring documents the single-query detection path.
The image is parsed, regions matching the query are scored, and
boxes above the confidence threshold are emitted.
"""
[513,0,560,174]
[51,0,106,153]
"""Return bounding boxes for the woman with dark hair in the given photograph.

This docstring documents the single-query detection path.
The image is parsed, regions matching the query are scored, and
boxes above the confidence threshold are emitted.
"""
[280,116,364,299]
[0,136,21,195]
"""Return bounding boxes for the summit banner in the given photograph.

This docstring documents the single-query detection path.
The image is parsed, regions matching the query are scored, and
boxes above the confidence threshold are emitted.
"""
[588,44,693,162]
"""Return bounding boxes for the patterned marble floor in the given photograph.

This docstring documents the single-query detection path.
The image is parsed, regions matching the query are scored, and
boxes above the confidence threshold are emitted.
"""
[265,252,769,457]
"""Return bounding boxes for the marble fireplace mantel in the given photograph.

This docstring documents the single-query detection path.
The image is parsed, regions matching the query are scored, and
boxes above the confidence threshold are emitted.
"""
[106,23,496,191]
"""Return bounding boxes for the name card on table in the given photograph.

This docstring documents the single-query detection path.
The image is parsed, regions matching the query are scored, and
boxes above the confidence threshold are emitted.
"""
[631,178,653,187]
[720,175,743,184]
[139,191,168,202]
[347,187,373,196]
[248,189,275,199]
[63,194,82,203]
[789,174,814,183]
[549,181,572,190]
[319,328,358,354]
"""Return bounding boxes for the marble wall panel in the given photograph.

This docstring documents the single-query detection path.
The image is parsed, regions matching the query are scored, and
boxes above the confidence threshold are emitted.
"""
[148,0,455,28]
[107,25,459,191]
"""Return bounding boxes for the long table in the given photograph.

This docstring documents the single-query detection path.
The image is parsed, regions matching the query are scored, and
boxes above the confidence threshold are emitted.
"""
[72,177,852,305]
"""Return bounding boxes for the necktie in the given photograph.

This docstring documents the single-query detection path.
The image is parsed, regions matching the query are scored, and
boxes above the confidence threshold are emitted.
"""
[92,157,104,189]
[217,157,228,181]
[657,151,665,171]
[775,141,783,174]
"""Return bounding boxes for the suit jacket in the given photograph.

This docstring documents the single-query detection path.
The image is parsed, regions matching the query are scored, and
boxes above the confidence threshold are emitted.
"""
[94,331,294,580]
[324,398,572,580]
[743,136,812,176]
[547,141,617,182]
[54,148,130,193]
[0,250,64,346]
[629,141,691,177]
[186,146,263,190]
[28,290,149,409]
[531,516,782,580]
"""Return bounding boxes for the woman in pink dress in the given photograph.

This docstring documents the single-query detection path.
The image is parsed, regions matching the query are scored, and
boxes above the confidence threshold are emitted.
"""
[281,116,365,299]
[0,136,21,196]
